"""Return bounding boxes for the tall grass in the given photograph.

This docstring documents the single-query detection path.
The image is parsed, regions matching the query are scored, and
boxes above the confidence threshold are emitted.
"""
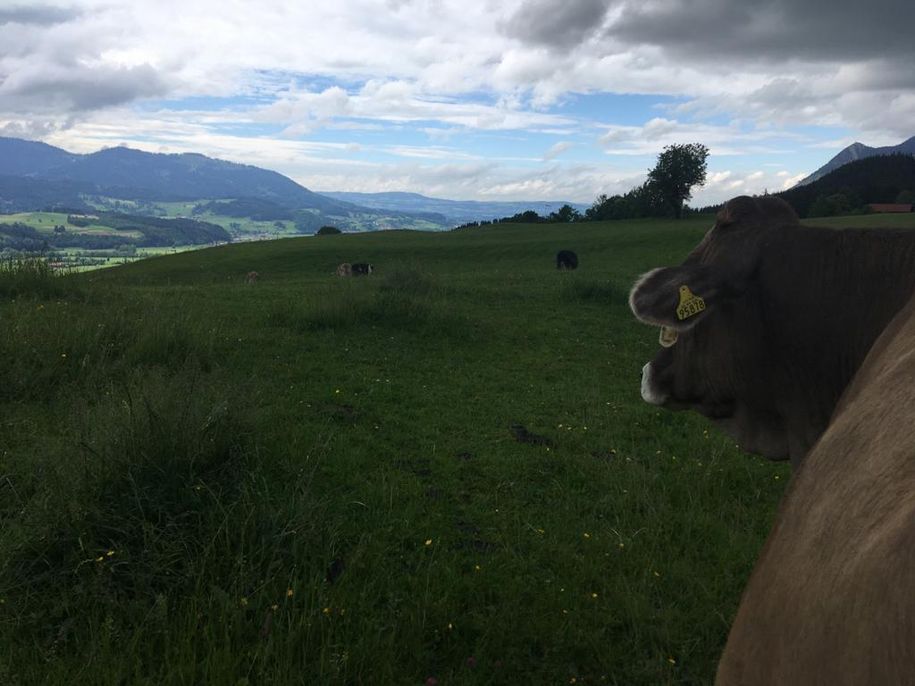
[0,257,83,300]
[0,295,218,403]
[0,367,332,684]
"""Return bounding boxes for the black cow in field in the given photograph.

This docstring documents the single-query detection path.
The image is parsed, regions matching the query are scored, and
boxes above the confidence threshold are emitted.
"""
[351,262,374,276]
[629,195,915,684]
[556,250,578,270]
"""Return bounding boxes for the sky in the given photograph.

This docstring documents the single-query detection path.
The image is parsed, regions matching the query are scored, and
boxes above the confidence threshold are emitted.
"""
[1,0,914,206]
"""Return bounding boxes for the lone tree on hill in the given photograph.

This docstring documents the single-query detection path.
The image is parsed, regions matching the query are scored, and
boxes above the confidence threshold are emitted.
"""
[647,143,709,219]
[316,225,342,235]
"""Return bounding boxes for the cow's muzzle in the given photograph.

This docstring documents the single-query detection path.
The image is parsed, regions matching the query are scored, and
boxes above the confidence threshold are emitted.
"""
[640,363,669,406]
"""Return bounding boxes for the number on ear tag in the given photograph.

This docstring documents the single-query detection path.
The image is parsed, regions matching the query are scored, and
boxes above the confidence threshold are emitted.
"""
[676,285,705,321]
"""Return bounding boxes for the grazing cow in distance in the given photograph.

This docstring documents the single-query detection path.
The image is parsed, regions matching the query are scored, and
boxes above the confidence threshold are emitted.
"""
[556,250,578,270]
[629,194,915,682]
[245,271,259,284]
[351,262,374,276]
[336,263,352,277]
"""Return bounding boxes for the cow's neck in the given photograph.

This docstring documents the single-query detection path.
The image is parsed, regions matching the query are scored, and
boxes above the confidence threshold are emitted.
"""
[764,226,915,463]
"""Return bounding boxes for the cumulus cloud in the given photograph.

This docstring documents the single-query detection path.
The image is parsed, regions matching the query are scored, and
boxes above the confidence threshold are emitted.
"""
[0,5,81,26]
[0,63,169,113]
[501,0,613,49]
[607,0,915,63]
[598,117,802,157]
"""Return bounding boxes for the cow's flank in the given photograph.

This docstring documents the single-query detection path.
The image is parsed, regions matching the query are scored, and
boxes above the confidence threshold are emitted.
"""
[630,195,915,465]
[351,263,374,276]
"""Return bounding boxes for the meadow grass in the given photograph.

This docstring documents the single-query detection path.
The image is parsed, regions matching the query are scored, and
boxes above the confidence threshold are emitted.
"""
[0,216,794,685]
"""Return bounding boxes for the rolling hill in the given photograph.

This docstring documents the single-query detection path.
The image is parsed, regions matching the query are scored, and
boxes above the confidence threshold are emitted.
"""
[0,137,354,210]
[0,137,446,231]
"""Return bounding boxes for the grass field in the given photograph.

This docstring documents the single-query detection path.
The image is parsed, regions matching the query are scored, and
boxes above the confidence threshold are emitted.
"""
[0,212,879,685]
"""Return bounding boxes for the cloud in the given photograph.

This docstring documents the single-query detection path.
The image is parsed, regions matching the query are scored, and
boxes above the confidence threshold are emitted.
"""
[607,0,915,63]
[501,0,613,49]
[0,63,169,113]
[258,86,354,137]
[543,141,573,160]
[0,5,81,26]
[598,117,803,156]
[252,80,579,135]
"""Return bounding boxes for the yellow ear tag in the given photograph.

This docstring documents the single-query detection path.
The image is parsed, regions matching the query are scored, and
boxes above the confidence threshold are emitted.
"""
[659,326,678,347]
[676,285,706,321]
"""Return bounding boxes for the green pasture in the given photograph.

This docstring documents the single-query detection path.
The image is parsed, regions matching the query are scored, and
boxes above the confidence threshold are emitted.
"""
[0,211,142,238]
[143,202,302,238]
[0,215,806,685]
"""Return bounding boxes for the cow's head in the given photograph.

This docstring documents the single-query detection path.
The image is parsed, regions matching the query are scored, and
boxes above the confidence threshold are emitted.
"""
[629,196,801,461]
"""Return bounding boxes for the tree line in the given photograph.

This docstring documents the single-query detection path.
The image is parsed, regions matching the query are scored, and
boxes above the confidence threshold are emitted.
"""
[453,143,710,230]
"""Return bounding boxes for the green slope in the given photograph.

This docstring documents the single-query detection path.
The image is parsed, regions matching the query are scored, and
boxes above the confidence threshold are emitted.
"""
[1,215,800,685]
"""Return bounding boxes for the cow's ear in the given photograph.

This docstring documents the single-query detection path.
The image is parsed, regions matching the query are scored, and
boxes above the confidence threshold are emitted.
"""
[629,265,726,330]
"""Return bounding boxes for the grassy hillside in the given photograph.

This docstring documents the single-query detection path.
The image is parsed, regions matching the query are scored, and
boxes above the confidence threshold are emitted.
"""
[1,215,793,685]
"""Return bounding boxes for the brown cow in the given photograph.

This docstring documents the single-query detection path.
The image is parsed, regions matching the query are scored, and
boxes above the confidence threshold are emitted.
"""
[630,195,915,682]
[630,195,915,465]
[336,263,352,277]
[245,270,259,284]
[715,293,915,684]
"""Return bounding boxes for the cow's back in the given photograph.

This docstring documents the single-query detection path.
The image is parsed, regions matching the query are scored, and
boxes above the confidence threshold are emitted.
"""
[717,294,915,685]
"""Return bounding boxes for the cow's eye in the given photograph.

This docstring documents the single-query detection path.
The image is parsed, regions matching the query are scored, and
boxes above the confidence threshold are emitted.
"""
[659,326,678,347]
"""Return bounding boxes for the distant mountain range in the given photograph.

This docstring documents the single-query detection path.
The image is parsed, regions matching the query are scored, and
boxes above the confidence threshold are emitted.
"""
[0,137,588,232]
[322,191,589,226]
[796,135,915,186]
[0,136,371,220]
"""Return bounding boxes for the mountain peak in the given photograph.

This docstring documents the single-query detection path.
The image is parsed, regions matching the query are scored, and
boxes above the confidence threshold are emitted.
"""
[795,136,915,187]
